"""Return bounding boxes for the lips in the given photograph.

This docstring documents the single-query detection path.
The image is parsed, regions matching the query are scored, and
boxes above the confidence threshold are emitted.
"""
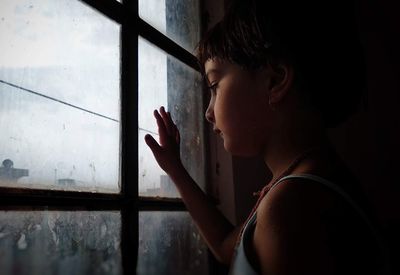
[213,128,223,137]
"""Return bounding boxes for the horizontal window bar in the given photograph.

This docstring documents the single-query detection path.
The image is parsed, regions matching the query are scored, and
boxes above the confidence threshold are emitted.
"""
[0,199,186,211]
[138,18,200,72]
[80,0,123,24]
[0,187,125,208]
[0,190,187,210]
[0,204,123,211]
[138,197,186,211]
[0,186,122,198]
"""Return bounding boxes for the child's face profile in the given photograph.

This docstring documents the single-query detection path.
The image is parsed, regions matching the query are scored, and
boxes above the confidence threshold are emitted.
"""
[204,58,274,157]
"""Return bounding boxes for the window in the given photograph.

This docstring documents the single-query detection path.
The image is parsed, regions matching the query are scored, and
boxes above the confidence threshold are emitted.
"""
[0,0,209,274]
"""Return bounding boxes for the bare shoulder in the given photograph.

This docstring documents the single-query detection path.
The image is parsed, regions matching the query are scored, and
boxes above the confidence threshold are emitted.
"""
[252,177,337,274]
[258,177,337,221]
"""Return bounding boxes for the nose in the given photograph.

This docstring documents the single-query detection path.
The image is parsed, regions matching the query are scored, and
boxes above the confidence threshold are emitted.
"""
[205,99,215,124]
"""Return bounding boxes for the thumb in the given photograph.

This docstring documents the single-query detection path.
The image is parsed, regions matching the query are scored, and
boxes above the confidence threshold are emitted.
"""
[144,134,161,155]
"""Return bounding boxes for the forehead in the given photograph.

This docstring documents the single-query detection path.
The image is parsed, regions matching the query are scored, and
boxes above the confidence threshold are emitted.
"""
[204,58,228,74]
[204,58,254,81]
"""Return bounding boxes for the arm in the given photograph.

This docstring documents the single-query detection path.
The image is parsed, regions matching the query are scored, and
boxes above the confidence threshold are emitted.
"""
[145,106,240,264]
[168,166,242,264]
[253,179,335,275]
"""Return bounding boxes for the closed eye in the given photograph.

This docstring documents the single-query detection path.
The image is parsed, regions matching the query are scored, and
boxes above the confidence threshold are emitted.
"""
[207,83,218,94]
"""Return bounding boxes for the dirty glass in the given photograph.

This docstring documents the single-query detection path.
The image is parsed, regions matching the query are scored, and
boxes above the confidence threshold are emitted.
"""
[138,37,205,198]
[138,0,201,53]
[0,211,122,275]
[137,211,208,275]
[0,0,121,192]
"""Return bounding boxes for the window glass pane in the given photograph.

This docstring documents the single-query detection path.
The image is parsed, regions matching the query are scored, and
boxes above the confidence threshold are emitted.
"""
[0,0,121,192]
[137,211,208,275]
[139,0,201,53]
[138,37,205,198]
[0,211,122,275]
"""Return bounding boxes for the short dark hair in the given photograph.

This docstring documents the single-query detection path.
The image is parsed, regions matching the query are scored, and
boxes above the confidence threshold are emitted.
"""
[197,0,367,128]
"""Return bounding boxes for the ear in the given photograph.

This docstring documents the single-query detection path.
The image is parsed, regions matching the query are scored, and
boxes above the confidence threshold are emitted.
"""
[265,63,294,105]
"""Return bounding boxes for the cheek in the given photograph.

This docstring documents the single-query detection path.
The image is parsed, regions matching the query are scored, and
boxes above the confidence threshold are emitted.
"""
[223,108,270,156]
[215,90,265,128]
[229,97,266,129]
[214,96,242,134]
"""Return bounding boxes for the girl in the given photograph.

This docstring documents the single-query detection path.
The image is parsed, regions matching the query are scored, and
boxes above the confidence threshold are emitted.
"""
[145,0,390,274]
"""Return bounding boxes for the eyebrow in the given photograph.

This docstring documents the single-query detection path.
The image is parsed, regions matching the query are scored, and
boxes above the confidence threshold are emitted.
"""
[204,69,224,85]
[205,69,222,79]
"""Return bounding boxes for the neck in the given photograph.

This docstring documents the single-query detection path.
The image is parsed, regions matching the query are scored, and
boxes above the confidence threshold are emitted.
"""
[263,111,329,182]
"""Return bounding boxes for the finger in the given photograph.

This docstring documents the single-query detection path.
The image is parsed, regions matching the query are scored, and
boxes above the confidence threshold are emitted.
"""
[167,111,174,125]
[160,106,172,135]
[154,110,169,145]
[167,111,178,135]
[160,106,173,136]
[144,134,162,155]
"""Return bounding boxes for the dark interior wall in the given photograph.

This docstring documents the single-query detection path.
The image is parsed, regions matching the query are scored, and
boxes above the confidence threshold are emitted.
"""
[326,2,400,270]
[358,0,400,228]
[327,0,400,227]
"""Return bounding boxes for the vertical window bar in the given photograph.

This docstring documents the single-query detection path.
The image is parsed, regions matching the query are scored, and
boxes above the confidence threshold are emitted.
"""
[120,0,138,274]
[120,0,138,199]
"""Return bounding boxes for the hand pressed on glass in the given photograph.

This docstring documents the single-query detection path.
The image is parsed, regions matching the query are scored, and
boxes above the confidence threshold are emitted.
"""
[144,106,237,266]
[144,106,183,177]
